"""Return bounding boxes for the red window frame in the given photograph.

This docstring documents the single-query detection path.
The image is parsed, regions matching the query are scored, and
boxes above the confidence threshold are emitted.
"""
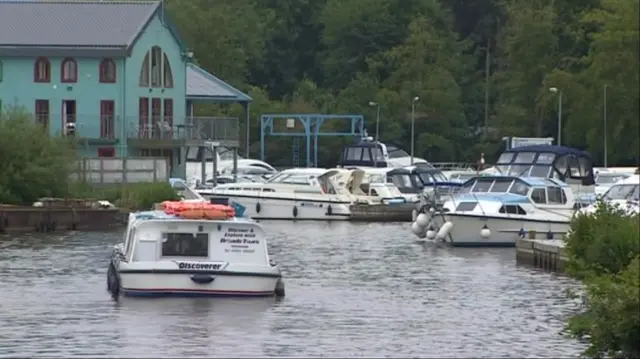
[99,58,116,83]
[34,57,51,83]
[60,58,78,83]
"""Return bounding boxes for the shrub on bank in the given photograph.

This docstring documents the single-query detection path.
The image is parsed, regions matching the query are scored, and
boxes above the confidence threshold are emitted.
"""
[0,107,77,205]
[69,182,181,211]
[565,201,639,279]
[564,203,640,358]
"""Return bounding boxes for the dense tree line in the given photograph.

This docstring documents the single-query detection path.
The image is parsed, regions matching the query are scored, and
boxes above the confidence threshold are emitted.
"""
[170,0,638,167]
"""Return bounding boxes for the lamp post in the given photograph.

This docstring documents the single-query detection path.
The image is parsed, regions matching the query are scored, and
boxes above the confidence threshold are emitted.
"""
[549,87,563,146]
[411,96,419,165]
[603,84,608,168]
[369,101,380,141]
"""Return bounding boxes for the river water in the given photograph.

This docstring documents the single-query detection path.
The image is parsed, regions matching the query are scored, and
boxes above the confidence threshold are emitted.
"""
[0,222,586,358]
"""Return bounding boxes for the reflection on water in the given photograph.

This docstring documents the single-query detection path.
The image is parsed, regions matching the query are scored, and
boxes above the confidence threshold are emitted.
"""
[0,222,585,358]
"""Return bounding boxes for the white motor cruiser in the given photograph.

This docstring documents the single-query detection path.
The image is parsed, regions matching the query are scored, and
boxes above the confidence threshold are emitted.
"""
[410,176,577,247]
[197,168,406,220]
[577,174,639,216]
[107,203,284,298]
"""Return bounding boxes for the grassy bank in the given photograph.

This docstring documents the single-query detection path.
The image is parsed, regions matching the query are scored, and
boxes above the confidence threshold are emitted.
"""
[564,202,640,358]
[69,182,181,211]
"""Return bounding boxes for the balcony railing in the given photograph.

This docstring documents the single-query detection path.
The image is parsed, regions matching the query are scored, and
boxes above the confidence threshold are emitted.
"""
[126,116,239,142]
[29,114,117,140]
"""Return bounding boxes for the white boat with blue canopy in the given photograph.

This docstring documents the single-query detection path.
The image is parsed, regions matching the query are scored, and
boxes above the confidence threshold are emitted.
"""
[491,144,595,199]
[107,205,284,298]
[410,175,576,247]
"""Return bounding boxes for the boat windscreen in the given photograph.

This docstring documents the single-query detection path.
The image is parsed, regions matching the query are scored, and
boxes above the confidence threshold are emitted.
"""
[602,184,640,201]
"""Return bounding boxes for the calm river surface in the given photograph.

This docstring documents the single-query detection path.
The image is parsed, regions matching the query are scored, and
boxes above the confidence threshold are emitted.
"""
[0,222,585,358]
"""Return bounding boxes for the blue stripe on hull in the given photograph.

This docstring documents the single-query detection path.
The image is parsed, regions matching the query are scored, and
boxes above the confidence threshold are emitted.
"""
[122,288,275,298]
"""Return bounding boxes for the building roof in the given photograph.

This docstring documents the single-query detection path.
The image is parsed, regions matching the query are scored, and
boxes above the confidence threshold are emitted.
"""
[186,63,252,103]
[0,0,181,57]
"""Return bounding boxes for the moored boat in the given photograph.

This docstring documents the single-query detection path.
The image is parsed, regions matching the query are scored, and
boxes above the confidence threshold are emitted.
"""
[107,200,285,298]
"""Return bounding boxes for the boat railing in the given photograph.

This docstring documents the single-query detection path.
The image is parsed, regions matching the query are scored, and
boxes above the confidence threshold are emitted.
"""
[430,162,478,172]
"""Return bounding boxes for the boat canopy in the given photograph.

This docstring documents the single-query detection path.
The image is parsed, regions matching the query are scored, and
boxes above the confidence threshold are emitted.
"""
[495,145,595,185]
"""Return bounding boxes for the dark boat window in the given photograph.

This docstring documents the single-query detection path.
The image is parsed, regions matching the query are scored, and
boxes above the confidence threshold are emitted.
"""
[530,188,547,204]
[529,165,552,178]
[162,233,209,257]
[536,153,555,164]
[456,202,477,211]
[489,179,513,193]
[578,157,592,177]
[509,181,530,196]
[362,149,372,161]
[471,179,493,192]
[387,145,409,159]
[346,147,363,161]
[390,174,414,189]
[497,153,514,164]
[459,180,474,194]
[499,205,527,215]
[419,173,435,185]
[554,155,569,174]
[514,152,536,163]
[508,165,531,177]
[568,156,581,177]
[547,186,567,204]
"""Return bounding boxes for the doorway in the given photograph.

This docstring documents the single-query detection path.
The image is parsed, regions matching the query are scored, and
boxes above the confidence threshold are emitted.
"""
[62,100,76,135]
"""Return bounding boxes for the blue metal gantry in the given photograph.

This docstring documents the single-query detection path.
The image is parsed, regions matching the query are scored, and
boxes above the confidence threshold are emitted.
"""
[260,114,365,167]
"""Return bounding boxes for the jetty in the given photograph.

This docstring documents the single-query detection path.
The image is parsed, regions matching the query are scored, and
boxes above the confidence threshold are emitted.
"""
[515,238,568,273]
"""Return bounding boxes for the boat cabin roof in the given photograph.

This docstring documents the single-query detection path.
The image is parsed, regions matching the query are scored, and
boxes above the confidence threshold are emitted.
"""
[129,210,253,224]
[495,145,595,185]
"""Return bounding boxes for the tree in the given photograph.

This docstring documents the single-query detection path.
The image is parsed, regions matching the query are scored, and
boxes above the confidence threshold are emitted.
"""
[0,107,76,204]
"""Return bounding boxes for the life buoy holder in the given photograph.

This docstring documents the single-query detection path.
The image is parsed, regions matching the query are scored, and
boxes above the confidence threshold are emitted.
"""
[293,206,298,218]
[256,202,261,213]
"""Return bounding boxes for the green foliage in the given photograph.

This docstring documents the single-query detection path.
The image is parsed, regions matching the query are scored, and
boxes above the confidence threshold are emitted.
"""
[162,0,639,167]
[564,201,640,279]
[69,182,181,211]
[564,202,640,358]
[0,107,76,205]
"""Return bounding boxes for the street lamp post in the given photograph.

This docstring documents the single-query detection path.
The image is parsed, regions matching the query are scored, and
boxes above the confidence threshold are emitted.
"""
[411,96,419,165]
[369,101,381,141]
[603,84,608,168]
[549,87,563,146]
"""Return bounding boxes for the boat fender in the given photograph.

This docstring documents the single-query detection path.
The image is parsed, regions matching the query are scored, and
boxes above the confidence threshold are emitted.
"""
[480,224,491,239]
[426,226,437,240]
[436,221,453,240]
[416,213,429,227]
[293,206,298,218]
[411,209,418,222]
[327,205,333,216]
[107,261,120,299]
[411,221,424,236]
[256,202,261,213]
[275,279,285,297]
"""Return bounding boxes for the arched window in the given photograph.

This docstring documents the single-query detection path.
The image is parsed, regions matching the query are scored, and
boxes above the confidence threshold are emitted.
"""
[61,58,77,83]
[99,58,116,83]
[34,57,51,83]
[150,46,162,87]
[163,53,173,88]
[139,52,150,86]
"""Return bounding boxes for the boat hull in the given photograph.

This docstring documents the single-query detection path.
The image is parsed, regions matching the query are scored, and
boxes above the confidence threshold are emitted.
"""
[118,270,281,297]
[199,193,351,221]
[432,214,570,247]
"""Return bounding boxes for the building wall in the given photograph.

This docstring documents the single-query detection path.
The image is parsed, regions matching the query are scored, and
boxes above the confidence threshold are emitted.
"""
[0,57,124,139]
[125,12,186,136]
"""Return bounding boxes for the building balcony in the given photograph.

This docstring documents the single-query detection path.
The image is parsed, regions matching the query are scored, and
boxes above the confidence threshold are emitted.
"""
[34,114,119,145]
[126,116,239,149]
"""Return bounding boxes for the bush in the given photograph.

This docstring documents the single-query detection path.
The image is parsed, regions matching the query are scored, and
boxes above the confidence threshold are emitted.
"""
[564,202,640,358]
[566,256,640,358]
[0,107,76,204]
[564,201,640,279]
[69,182,181,211]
